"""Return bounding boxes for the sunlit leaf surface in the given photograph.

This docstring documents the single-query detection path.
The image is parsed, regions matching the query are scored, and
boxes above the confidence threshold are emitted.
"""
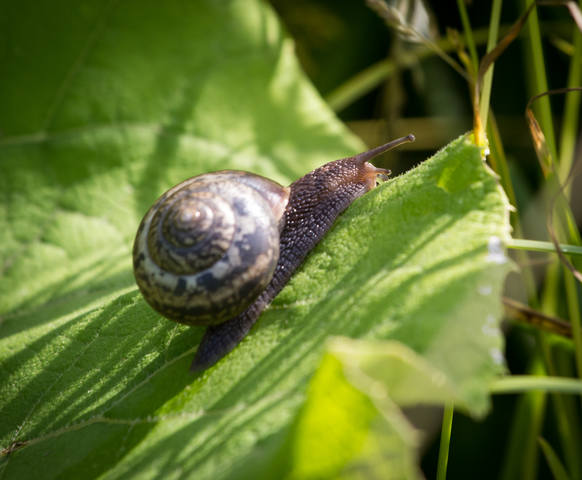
[0,1,510,478]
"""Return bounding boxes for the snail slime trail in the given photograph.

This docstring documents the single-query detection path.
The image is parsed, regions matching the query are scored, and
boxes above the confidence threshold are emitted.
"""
[132,134,415,372]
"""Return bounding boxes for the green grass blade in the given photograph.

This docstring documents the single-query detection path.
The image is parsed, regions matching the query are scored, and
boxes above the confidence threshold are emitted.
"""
[479,0,503,128]
[507,239,582,256]
[521,0,558,162]
[487,115,539,302]
[499,360,546,480]
[436,404,454,480]
[539,437,572,480]
[456,0,479,72]
[491,375,582,395]
[326,27,497,112]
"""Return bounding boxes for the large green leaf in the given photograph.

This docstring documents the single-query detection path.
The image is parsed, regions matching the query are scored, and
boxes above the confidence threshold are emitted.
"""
[0,1,511,478]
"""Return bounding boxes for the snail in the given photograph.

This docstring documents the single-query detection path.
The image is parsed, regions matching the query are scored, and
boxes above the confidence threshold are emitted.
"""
[133,134,415,372]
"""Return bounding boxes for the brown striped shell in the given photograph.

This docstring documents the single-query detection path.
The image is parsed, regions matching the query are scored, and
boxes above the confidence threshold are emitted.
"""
[132,171,290,326]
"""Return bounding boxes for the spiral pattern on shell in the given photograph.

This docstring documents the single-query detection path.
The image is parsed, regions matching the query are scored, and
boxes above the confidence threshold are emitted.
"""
[133,171,290,326]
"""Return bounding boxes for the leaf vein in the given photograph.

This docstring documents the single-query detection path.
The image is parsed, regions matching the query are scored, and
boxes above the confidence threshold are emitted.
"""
[41,0,120,131]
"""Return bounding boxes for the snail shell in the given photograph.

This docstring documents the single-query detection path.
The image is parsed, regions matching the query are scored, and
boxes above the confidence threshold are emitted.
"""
[132,134,415,371]
[133,171,289,325]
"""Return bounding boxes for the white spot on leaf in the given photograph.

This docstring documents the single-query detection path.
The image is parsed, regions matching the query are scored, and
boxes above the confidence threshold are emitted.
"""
[490,348,504,365]
[481,314,498,336]
[478,285,492,295]
[486,236,507,264]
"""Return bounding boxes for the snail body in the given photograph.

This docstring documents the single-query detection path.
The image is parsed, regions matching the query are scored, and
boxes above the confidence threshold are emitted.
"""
[133,135,414,371]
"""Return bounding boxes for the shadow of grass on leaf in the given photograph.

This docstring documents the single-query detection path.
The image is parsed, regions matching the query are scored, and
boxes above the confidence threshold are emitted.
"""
[2,201,505,480]
[2,249,134,333]
[109,387,295,479]
[204,210,465,406]
[69,242,500,480]
[1,290,200,445]
[100,178,503,475]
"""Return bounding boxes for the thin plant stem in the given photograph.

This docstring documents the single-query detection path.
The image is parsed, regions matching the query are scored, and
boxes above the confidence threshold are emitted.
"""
[487,115,539,303]
[436,404,454,480]
[326,27,498,112]
[479,0,503,128]
[491,375,582,395]
[507,238,582,256]
[456,0,479,72]
[522,0,559,162]
[500,359,547,480]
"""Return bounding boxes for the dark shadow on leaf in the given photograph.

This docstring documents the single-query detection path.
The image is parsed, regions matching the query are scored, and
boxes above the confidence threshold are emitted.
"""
[2,252,134,334]
[1,290,200,446]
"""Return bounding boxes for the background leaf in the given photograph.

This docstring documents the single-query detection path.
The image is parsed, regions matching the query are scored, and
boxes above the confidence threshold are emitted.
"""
[0,0,511,478]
